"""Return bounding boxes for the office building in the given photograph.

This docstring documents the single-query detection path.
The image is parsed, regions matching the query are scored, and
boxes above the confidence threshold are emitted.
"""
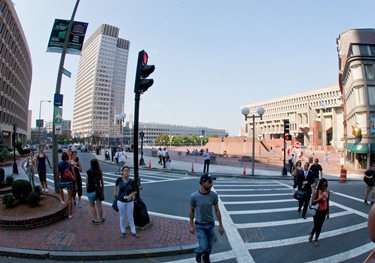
[337,28,375,168]
[72,24,130,139]
[0,0,32,147]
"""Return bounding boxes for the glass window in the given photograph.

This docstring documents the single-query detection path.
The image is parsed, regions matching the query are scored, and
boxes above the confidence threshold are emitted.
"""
[351,64,363,80]
[365,64,375,80]
[354,86,365,105]
[369,86,375,106]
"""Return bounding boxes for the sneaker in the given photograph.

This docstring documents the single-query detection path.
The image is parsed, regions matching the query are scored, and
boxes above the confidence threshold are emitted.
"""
[78,202,82,208]
[132,233,140,238]
[196,253,202,263]
[120,233,126,238]
[45,188,49,193]
[202,254,211,263]
[68,215,73,219]
[365,200,368,205]
[61,201,65,205]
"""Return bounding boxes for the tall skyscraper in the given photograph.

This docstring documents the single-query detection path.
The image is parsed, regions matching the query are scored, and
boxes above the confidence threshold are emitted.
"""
[73,24,130,139]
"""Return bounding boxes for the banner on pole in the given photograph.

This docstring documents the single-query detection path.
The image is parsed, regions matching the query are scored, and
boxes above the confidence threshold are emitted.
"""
[47,19,88,55]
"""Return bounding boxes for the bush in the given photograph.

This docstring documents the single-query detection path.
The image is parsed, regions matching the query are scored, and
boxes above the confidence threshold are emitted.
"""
[0,167,4,182]
[2,193,15,208]
[27,191,40,207]
[6,175,13,186]
[34,185,43,195]
[12,180,32,202]
[0,148,10,157]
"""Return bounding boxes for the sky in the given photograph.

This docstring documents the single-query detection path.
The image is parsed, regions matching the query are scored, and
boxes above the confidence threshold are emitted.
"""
[12,0,375,136]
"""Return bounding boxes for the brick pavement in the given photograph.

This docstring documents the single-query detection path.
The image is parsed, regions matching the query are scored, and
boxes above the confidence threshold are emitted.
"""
[0,156,197,260]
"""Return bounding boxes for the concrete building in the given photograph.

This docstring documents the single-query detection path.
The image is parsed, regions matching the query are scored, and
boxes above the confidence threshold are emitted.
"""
[337,28,375,168]
[0,0,32,147]
[72,24,130,139]
[104,121,228,147]
[241,84,344,151]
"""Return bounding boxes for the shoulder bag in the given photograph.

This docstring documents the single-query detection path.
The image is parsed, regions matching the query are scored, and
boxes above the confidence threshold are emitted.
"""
[95,180,104,201]
[294,189,306,201]
[63,164,75,181]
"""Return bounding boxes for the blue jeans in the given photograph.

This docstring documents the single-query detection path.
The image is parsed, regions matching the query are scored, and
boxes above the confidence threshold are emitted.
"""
[195,222,215,256]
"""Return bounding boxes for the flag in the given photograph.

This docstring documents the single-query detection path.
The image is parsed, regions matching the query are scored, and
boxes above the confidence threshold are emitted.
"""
[321,99,327,110]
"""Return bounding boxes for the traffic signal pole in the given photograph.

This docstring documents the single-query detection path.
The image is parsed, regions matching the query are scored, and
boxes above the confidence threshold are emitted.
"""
[52,0,80,193]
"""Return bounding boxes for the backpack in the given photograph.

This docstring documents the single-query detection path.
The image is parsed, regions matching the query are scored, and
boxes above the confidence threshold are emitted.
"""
[63,164,75,181]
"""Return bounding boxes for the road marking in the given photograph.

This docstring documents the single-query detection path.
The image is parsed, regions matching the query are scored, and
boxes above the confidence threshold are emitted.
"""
[220,193,293,197]
[223,198,295,205]
[244,222,367,249]
[305,242,375,263]
[215,188,291,192]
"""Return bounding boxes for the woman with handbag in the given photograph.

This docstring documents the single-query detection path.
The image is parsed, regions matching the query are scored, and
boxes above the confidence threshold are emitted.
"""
[86,159,105,224]
[71,151,83,207]
[114,166,140,238]
[292,160,302,191]
[309,178,330,247]
[57,152,75,219]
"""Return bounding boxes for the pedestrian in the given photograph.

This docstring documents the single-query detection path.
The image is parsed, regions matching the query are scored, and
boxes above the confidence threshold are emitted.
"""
[309,178,330,247]
[36,145,52,192]
[203,148,211,173]
[165,151,171,171]
[297,162,315,219]
[114,166,140,238]
[67,147,72,161]
[115,148,127,174]
[57,152,74,219]
[162,147,167,168]
[26,150,36,188]
[157,147,163,165]
[292,160,303,191]
[288,154,295,173]
[190,173,224,263]
[86,159,105,224]
[364,164,375,205]
[310,158,323,188]
[71,151,83,208]
[324,153,329,164]
[368,202,375,242]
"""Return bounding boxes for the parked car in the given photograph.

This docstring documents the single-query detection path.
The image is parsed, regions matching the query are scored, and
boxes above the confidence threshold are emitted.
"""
[58,147,63,153]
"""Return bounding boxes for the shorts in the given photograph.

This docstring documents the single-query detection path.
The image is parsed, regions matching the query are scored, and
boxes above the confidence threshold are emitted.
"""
[38,168,47,182]
[118,161,124,168]
[87,191,97,202]
[59,181,74,191]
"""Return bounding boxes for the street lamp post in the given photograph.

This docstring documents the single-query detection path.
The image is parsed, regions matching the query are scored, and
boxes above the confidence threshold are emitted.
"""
[115,113,126,149]
[139,131,145,166]
[199,135,203,147]
[12,124,18,174]
[168,134,173,147]
[241,107,265,176]
[38,100,51,145]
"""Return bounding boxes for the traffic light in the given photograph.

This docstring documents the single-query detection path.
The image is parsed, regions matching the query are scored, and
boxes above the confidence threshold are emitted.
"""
[134,50,155,94]
[285,134,292,141]
[284,119,290,134]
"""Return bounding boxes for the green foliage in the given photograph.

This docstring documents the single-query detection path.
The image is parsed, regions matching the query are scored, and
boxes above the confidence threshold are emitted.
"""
[155,134,212,146]
[6,175,13,186]
[2,193,15,208]
[27,191,40,207]
[15,141,23,154]
[0,167,4,182]
[12,180,32,202]
[33,185,43,195]
[0,148,10,157]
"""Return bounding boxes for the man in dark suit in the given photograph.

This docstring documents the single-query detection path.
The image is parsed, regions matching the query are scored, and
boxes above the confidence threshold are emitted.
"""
[297,162,315,219]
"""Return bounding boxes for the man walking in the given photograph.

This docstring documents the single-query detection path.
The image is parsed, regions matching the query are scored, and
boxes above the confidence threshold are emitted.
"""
[310,158,323,187]
[203,148,211,173]
[190,173,224,263]
[297,162,315,219]
[157,147,162,165]
[364,164,375,205]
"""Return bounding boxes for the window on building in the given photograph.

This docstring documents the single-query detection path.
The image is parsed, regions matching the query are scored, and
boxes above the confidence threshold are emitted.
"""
[365,64,375,80]
[369,86,375,106]
[354,86,365,105]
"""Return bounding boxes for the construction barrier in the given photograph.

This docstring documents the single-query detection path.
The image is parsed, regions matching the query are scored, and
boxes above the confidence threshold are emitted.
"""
[148,160,152,169]
[339,165,347,183]
[191,163,195,173]
[242,167,246,176]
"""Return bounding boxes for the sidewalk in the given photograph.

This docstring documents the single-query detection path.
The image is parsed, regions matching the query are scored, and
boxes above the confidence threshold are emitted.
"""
[0,148,364,261]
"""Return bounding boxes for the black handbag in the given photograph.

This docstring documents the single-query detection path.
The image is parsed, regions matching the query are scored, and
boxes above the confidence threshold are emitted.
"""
[96,186,104,201]
[112,199,119,212]
[294,189,306,200]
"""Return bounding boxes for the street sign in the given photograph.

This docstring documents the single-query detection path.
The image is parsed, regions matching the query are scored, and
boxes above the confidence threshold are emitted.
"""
[55,124,62,135]
[295,141,301,149]
[54,93,63,107]
[54,107,63,124]
[36,119,44,128]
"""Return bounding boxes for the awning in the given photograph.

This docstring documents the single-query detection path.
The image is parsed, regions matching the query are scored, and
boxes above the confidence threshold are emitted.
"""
[371,144,375,153]
[344,143,353,150]
[349,143,369,153]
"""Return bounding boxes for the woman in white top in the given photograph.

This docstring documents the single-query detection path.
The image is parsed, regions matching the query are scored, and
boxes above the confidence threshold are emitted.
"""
[26,150,36,188]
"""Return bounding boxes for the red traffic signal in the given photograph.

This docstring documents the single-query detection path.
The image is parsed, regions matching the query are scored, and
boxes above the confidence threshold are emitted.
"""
[285,134,292,141]
[135,50,155,94]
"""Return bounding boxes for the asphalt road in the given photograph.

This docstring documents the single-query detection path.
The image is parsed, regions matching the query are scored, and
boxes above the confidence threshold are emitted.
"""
[1,151,374,262]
